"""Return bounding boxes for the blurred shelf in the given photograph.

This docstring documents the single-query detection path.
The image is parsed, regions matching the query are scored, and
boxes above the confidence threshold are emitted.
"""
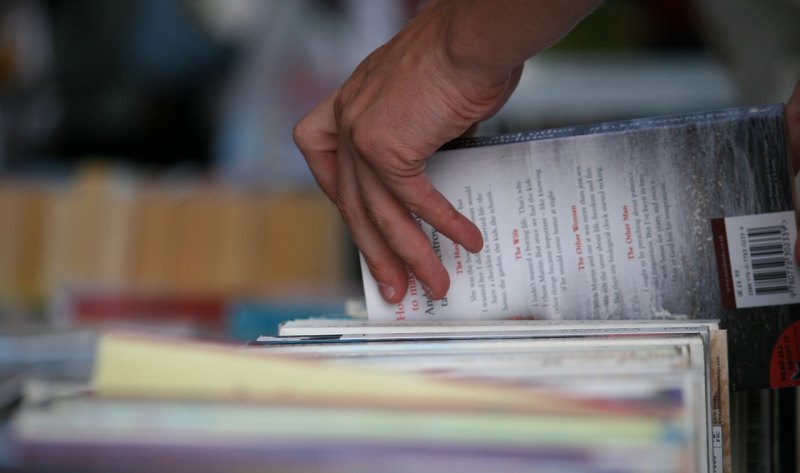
[495,51,740,129]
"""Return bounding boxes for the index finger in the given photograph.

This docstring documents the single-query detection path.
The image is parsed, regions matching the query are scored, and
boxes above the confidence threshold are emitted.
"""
[387,173,484,254]
[293,92,340,201]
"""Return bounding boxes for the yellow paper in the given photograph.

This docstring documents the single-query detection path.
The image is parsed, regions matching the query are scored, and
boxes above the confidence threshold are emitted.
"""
[93,331,594,414]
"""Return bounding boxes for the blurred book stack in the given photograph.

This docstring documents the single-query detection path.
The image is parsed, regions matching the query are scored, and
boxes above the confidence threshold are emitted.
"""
[0,165,355,333]
[7,321,729,473]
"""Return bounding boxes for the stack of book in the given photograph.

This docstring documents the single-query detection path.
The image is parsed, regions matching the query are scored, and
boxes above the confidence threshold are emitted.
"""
[8,320,728,473]
[0,168,349,313]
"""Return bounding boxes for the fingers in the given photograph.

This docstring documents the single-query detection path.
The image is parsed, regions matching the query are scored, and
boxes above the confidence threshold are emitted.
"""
[296,51,496,303]
[335,143,409,303]
[295,94,413,303]
[293,92,339,201]
[386,173,484,255]
[341,96,485,256]
[295,93,412,302]
[295,86,460,302]
[353,157,452,299]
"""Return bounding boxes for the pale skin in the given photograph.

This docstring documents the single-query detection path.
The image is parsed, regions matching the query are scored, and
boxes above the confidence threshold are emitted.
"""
[294,0,601,303]
[294,0,800,303]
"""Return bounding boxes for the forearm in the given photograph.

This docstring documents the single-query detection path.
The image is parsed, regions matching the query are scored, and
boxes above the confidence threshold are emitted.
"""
[440,0,603,81]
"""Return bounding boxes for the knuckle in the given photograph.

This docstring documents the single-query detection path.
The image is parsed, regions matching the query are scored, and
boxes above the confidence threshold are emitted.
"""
[333,81,358,124]
[413,189,460,228]
[291,118,311,150]
[396,223,437,260]
[333,92,347,122]
[350,126,378,160]
[436,201,462,227]
[405,187,437,216]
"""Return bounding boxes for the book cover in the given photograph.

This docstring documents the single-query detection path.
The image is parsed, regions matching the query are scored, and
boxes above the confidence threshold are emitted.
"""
[359,104,798,390]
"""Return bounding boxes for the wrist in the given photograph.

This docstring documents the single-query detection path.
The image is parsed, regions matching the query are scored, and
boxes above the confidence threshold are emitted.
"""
[439,0,603,83]
[439,1,519,86]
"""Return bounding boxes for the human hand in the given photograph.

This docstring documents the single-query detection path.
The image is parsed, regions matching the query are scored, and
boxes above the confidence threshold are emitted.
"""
[293,2,522,302]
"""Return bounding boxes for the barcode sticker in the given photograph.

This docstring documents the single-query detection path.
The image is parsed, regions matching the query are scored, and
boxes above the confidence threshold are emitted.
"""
[711,425,723,473]
[712,211,800,308]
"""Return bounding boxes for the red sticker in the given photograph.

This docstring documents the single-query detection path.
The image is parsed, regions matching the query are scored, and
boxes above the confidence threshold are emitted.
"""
[769,320,800,388]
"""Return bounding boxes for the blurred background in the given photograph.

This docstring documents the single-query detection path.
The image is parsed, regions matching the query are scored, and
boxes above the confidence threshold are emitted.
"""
[0,0,798,338]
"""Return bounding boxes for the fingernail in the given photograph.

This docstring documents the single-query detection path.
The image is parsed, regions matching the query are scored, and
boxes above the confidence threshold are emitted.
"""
[378,283,395,300]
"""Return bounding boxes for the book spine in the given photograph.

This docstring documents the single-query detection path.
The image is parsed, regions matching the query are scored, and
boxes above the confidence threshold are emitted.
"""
[710,329,731,473]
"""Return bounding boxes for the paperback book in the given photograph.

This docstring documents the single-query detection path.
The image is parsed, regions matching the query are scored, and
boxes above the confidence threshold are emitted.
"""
[257,319,730,473]
[10,326,730,473]
[359,104,799,390]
